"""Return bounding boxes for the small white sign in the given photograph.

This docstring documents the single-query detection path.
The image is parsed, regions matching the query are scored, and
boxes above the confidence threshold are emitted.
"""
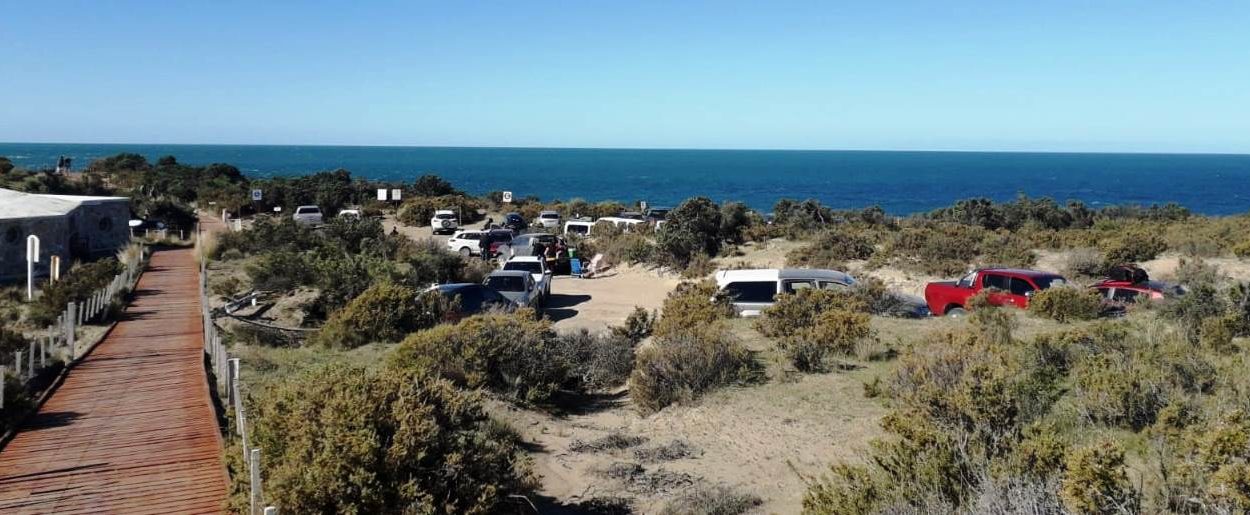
[391,189,402,201]
[502,191,513,203]
[251,189,263,201]
[640,200,648,212]
[377,188,388,201]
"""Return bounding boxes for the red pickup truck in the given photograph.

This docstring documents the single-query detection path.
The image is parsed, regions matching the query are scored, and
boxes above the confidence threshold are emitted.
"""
[925,268,1069,316]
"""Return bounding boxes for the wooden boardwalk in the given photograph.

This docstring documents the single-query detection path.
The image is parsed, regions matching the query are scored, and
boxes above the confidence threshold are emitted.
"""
[0,248,228,514]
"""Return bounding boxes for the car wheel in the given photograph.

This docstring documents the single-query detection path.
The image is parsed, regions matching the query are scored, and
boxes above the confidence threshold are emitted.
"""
[945,307,966,317]
[458,247,472,257]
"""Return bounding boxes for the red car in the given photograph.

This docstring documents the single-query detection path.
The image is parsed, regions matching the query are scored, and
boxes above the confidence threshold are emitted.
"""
[925,268,1069,316]
[1090,279,1183,304]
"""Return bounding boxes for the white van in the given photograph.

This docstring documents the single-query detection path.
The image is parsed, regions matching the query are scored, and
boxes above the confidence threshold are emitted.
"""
[564,220,595,237]
[714,268,856,316]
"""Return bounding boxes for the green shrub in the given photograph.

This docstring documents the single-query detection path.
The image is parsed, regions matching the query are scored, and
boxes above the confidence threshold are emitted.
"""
[979,232,1036,268]
[1201,315,1238,353]
[395,195,485,226]
[313,284,449,348]
[802,463,889,514]
[654,197,723,268]
[879,224,984,276]
[755,288,868,339]
[1101,230,1167,267]
[0,325,30,355]
[782,308,873,371]
[389,311,567,403]
[1060,441,1139,514]
[786,230,875,269]
[28,258,123,325]
[1028,287,1103,322]
[653,281,734,338]
[321,215,383,254]
[1233,240,1250,258]
[245,250,310,291]
[630,324,757,414]
[243,364,532,514]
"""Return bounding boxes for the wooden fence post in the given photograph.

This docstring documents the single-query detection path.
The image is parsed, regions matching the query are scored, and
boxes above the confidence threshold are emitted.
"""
[40,337,47,368]
[227,358,239,408]
[249,448,262,515]
[28,342,35,378]
[66,302,77,361]
[1,365,6,409]
[15,351,23,382]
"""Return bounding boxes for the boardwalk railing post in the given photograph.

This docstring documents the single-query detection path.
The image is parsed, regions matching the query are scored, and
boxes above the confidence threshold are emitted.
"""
[1,365,5,409]
[227,358,239,408]
[249,448,262,515]
[15,351,23,382]
[28,342,35,379]
[66,302,77,361]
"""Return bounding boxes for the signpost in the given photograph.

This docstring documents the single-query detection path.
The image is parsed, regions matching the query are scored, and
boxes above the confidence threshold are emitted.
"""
[26,235,40,301]
[502,191,513,204]
[251,189,263,202]
[377,188,388,201]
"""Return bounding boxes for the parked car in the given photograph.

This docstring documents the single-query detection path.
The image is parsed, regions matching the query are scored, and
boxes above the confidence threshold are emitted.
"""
[715,268,857,317]
[431,210,459,234]
[533,210,562,229]
[925,268,1069,316]
[1091,279,1184,304]
[644,206,672,223]
[423,283,515,319]
[292,205,323,226]
[510,233,561,258]
[338,208,362,219]
[503,212,526,233]
[597,217,646,231]
[618,211,645,221]
[503,256,552,297]
[448,229,514,257]
[564,220,595,237]
[484,271,544,309]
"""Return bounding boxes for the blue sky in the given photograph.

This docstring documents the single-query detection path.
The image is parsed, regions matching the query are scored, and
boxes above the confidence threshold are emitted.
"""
[1,1,1247,152]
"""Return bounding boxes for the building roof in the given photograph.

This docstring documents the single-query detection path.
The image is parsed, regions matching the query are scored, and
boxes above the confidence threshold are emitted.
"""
[0,188,129,221]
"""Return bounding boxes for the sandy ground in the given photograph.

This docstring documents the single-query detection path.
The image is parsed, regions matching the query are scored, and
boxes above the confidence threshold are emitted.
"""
[546,267,681,334]
[492,320,891,514]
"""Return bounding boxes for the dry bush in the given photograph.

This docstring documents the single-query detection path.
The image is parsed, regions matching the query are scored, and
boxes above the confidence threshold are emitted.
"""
[1063,247,1106,279]
[659,484,761,515]
[611,307,656,343]
[630,324,757,414]
[1101,229,1168,268]
[755,288,868,339]
[1028,286,1102,322]
[242,363,532,514]
[551,329,637,391]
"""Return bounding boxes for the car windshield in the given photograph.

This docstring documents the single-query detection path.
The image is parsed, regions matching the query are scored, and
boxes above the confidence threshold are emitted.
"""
[435,213,456,219]
[1034,276,1067,289]
[568,225,589,234]
[457,233,481,240]
[298,207,320,214]
[486,276,526,292]
[504,261,543,274]
[540,213,559,219]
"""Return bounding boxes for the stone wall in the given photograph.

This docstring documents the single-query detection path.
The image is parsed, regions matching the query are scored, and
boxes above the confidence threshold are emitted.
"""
[0,216,71,282]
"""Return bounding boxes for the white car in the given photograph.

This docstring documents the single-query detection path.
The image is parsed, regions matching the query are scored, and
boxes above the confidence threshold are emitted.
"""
[714,268,856,317]
[564,220,595,237]
[292,205,323,226]
[431,210,459,235]
[502,255,552,297]
[338,208,362,219]
[447,230,484,256]
[533,210,561,229]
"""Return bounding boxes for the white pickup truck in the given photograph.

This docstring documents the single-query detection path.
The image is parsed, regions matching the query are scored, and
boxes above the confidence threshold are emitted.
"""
[502,255,552,298]
[292,205,323,226]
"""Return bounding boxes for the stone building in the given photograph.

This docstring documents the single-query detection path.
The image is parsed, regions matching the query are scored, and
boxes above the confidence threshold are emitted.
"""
[0,188,131,282]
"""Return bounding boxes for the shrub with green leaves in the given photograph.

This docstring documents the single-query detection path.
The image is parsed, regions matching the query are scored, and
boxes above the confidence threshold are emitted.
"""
[630,324,757,414]
[242,364,532,514]
[1028,286,1102,322]
[312,284,450,348]
[654,197,723,268]
[755,288,868,339]
[389,311,567,403]
[28,258,123,326]
[611,307,655,343]
[653,281,734,338]
[1101,230,1168,268]
[786,230,876,269]
[782,308,873,371]
[1060,441,1139,514]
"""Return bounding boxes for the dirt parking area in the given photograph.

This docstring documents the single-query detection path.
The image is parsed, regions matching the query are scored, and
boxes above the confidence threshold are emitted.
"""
[545,267,681,334]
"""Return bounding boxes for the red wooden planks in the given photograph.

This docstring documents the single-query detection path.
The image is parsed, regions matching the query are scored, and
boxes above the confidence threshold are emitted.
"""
[0,248,228,514]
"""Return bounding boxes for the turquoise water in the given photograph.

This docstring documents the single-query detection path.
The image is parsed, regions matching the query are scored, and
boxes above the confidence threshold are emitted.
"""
[3,143,1249,215]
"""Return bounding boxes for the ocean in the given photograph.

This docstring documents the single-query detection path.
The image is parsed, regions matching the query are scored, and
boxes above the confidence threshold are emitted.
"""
[3,143,1249,215]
